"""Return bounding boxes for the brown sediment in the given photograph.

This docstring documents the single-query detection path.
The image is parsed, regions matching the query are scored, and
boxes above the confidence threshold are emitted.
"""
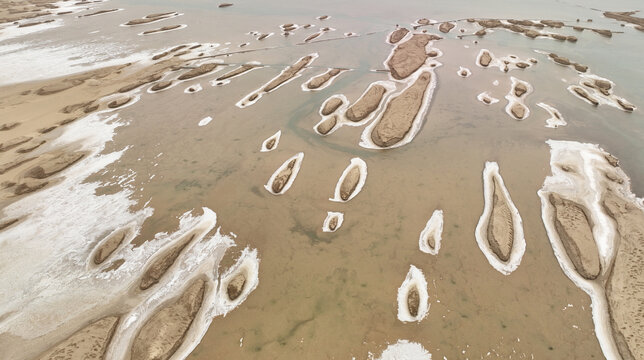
[35,316,119,360]
[540,20,564,28]
[439,22,455,33]
[139,234,196,290]
[602,189,644,360]
[262,55,314,92]
[550,33,567,40]
[107,97,131,108]
[18,18,53,27]
[0,136,32,152]
[265,138,276,150]
[119,74,163,93]
[304,32,321,42]
[479,50,492,67]
[510,103,526,119]
[218,3,233,7]
[345,84,387,122]
[0,122,20,131]
[177,63,219,80]
[321,97,343,116]
[125,13,175,26]
[617,98,635,112]
[216,64,256,80]
[271,159,296,193]
[318,15,329,20]
[0,156,35,175]
[487,178,514,262]
[387,34,437,80]
[25,152,84,179]
[143,24,183,35]
[257,33,269,40]
[316,115,337,135]
[475,29,487,36]
[0,218,19,231]
[151,80,173,91]
[603,11,644,27]
[81,9,119,17]
[389,27,409,43]
[567,35,578,42]
[93,227,130,265]
[306,68,343,89]
[407,286,420,317]
[339,166,361,201]
[14,179,48,195]
[478,19,503,28]
[328,215,338,231]
[61,101,94,114]
[226,273,246,300]
[131,279,205,360]
[417,18,430,25]
[513,83,528,97]
[548,193,601,279]
[572,86,599,106]
[592,29,612,37]
[370,72,432,147]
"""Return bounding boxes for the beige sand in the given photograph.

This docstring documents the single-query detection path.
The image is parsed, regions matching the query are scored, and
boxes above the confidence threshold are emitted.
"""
[140,234,195,290]
[388,27,409,44]
[93,228,131,265]
[345,84,387,122]
[548,194,601,280]
[271,159,296,193]
[370,72,431,147]
[177,63,219,81]
[306,68,343,90]
[263,55,314,92]
[227,273,247,300]
[36,316,119,360]
[487,178,514,262]
[406,287,420,317]
[387,34,437,80]
[142,25,183,35]
[316,115,337,135]
[339,166,361,201]
[320,97,343,116]
[131,279,206,360]
[438,22,455,33]
[216,64,256,80]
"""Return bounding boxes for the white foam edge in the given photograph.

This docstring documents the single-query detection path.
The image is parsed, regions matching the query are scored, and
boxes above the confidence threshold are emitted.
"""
[360,62,441,150]
[536,139,634,360]
[330,157,367,202]
[198,116,212,126]
[263,152,304,195]
[477,91,499,105]
[257,32,275,40]
[280,24,301,31]
[504,76,533,120]
[300,68,350,92]
[396,265,430,323]
[475,49,535,72]
[322,211,344,232]
[260,130,281,152]
[457,66,472,77]
[537,102,567,128]
[419,209,443,255]
[373,340,431,360]
[313,94,349,136]
[137,24,187,36]
[119,12,182,27]
[236,53,319,108]
[184,83,203,94]
[474,161,526,275]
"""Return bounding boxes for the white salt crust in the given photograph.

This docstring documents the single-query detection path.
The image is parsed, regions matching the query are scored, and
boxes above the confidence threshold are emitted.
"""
[184,83,203,94]
[396,265,430,323]
[322,212,344,232]
[120,12,182,27]
[330,158,368,202]
[373,340,432,360]
[260,130,281,152]
[236,53,318,108]
[198,116,212,126]
[474,161,526,275]
[419,210,443,255]
[537,102,567,128]
[537,140,643,360]
[264,152,304,195]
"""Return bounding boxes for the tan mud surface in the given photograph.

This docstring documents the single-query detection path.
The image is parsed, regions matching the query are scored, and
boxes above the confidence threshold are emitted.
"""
[487,178,514,262]
[36,316,119,360]
[387,34,437,80]
[345,84,387,122]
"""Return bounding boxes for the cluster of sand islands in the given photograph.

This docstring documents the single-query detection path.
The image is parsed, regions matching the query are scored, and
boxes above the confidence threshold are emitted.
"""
[0,1,643,359]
